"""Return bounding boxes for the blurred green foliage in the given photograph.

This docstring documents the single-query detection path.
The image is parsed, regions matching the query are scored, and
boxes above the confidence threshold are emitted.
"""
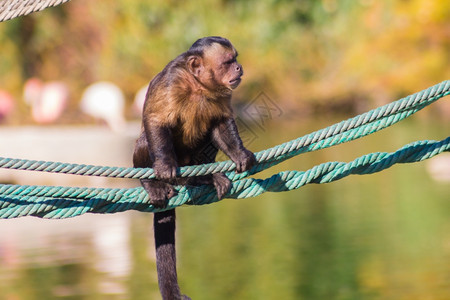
[0,0,449,118]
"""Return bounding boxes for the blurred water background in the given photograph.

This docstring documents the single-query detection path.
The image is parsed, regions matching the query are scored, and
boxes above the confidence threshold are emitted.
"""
[0,0,449,299]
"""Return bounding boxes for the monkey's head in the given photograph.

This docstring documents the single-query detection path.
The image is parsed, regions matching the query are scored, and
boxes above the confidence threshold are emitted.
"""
[186,36,243,92]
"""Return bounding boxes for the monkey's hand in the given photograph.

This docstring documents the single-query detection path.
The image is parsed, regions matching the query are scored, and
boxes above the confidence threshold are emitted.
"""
[233,149,256,173]
[153,159,178,180]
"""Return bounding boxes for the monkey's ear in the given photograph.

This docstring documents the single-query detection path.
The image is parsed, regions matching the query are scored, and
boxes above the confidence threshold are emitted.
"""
[187,56,203,77]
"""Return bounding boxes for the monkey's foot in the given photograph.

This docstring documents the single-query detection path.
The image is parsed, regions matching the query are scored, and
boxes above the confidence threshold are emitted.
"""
[212,173,231,199]
[141,179,176,208]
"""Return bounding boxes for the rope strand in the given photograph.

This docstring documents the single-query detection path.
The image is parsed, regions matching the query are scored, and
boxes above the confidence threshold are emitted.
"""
[1,137,449,218]
[0,0,71,22]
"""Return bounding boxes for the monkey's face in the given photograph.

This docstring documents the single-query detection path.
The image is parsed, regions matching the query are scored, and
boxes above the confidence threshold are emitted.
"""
[201,43,244,90]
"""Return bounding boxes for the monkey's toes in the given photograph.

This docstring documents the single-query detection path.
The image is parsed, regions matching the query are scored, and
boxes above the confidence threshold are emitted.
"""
[142,180,176,208]
[212,173,231,199]
[151,187,176,207]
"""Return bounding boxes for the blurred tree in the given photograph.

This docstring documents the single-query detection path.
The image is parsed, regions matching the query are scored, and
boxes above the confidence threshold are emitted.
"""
[0,0,448,122]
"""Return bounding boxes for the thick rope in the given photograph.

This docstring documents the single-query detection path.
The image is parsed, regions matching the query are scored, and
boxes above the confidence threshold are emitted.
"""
[1,137,449,219]
[0,0,71,22]
[0,81,449,218]
[1,80,449,181]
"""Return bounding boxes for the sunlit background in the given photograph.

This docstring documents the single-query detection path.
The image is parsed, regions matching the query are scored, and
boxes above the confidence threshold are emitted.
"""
[0,0,449,299]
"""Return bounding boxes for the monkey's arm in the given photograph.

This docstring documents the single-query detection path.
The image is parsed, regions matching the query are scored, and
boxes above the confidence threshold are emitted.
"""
[144,121,178,179]
[212,118,256,173]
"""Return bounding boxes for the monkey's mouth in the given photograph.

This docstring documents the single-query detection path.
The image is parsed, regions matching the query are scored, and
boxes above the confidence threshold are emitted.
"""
[229,77,242,88]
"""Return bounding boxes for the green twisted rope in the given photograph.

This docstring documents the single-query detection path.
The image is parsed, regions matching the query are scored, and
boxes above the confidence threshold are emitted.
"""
[0,0,71,22]
[1,137,449,219]
[0,80,449,219]
[1,80,449,180]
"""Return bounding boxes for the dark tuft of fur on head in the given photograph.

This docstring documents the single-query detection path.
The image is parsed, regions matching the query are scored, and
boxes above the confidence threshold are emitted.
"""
[188,36,233,56]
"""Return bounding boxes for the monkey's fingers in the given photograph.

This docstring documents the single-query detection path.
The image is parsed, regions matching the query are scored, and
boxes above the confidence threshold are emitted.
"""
[234,150,256,173]
[157,167,177,180]
[153,160,178,179]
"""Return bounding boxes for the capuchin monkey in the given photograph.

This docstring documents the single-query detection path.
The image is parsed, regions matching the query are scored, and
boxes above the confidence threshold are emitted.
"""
[133,36,256,299]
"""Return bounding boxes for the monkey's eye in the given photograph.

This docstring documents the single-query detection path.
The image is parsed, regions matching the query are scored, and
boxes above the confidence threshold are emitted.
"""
[224,58,236,65]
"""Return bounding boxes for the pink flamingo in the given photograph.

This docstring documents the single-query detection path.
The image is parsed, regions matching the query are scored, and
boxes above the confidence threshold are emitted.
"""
[23,78,69,123]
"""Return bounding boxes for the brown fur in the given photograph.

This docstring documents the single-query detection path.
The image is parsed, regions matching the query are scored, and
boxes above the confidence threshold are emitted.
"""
[146,88,232,147]
[144,50,234,148]
[133,37,255,300]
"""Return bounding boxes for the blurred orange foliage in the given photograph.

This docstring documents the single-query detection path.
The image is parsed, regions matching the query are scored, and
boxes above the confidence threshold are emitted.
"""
[0,0,448,120]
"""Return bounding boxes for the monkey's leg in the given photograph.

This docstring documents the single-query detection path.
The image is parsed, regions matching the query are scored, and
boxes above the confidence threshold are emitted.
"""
[133,132,177,208]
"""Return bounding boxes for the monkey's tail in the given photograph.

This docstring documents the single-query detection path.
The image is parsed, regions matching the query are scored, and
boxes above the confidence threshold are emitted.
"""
[154,209,191,300]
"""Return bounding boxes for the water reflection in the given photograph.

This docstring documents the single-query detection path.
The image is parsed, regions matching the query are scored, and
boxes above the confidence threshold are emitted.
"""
[0,118,449,299]
[0,214,136,298]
